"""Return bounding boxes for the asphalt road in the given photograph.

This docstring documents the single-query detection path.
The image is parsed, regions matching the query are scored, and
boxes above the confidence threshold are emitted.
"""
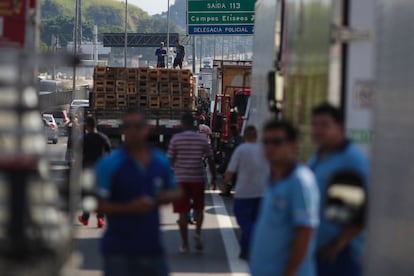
[46,138,248,276]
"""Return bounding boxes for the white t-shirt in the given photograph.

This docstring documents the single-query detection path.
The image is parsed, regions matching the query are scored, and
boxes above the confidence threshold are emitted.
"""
[227,142,269,199]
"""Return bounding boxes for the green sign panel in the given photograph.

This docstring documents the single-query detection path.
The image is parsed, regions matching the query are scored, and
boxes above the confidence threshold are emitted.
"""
[188,0,255,12]
[188,12,255,25]
[347,129,372,144]
[187,0,256,35]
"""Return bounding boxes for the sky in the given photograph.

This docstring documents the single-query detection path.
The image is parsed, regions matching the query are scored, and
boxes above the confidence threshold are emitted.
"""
[126,0,176,15]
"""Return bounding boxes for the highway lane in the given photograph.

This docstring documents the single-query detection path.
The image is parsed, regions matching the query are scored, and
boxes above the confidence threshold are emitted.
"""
[46,139,248,276]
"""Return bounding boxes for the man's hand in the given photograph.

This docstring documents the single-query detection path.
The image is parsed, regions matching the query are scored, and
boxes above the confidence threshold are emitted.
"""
[127,196,156,214]
[318,239,345,263]
[319,225,363,263]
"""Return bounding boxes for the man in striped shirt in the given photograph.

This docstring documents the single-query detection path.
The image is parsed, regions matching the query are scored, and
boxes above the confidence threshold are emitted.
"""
[168,112,217,253]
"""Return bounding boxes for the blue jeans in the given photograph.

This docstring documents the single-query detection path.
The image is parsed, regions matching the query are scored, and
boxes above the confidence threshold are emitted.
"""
[233,198,261,255]
[317,246,361,276]
[104,255,169,276]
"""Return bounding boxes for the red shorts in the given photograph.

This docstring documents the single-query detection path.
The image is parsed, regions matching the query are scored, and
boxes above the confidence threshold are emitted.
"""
[173,182,205,213]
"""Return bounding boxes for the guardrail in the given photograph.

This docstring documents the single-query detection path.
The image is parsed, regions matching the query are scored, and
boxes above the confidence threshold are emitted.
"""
[39,89,88,109]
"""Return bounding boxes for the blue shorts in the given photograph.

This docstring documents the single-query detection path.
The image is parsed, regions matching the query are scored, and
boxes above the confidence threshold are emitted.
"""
[104,255,169,276]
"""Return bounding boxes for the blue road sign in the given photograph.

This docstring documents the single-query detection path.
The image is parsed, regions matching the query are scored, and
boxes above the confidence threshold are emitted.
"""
[188,25,254,35]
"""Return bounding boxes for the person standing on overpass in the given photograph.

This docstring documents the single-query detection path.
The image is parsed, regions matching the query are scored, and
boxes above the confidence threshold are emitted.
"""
[250,120,319,276]
[308,103,368,276]
[173,39,185,69]
[168,112,217,253]
[95,109,181,276]
[155,42,167,68]
[77,117,111,228]
[222,125,268,260]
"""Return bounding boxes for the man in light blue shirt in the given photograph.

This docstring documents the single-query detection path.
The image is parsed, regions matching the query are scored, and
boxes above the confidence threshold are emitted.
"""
[250,120,319,276]
[308,103,369,276]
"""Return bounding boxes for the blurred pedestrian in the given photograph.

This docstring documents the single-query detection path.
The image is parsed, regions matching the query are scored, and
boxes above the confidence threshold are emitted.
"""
[95,109,181,276]
[155,42,167,68]
[199,118,212,143]
[309,103,368,276]
[220,125,243,196]
[250,120,319,276]
[173,39,185,69]
[222,125,268,260]
[65,114,80,163]
[168,112,217,253]
[77,117,111,228]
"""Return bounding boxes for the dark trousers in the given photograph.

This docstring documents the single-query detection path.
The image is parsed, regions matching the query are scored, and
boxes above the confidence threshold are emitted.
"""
[233,197,261,255]
[81,212,104,220]
[317,246,361,276]
[104,255,169,276]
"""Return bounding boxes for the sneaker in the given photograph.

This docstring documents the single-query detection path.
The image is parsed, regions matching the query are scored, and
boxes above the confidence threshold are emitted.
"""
[78,215,89,226]
[178,246,190,254]
[97,218,105,228]
[194,234,204,251]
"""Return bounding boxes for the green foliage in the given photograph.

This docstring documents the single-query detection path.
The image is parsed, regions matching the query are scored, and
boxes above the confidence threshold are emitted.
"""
[40,0,180,47]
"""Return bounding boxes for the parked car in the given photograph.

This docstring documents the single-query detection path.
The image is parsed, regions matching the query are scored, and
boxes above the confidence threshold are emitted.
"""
[69,99,89,115]
[44,109,69,135]
[43,119,58,144]
[42,113,57,129]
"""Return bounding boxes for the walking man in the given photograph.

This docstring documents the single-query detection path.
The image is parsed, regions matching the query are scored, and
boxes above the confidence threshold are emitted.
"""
[96,109,181,276]
[308,103,368,276]
[220,125,244,196]
[77,117,111,228]
[222,125,268,260]
[173,39,185,69]
[155,42,167,68]
[250,120,319,276]
[168,112,217,253]
[65,114,80,162]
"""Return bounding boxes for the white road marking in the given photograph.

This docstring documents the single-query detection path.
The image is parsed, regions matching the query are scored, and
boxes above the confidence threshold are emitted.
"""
[209,191,250,276]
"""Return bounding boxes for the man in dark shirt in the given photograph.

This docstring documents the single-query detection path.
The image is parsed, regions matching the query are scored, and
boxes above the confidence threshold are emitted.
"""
[78,117,112,228]
[96,109,181,276]
[155,42,167,68]
[173,40,185,69]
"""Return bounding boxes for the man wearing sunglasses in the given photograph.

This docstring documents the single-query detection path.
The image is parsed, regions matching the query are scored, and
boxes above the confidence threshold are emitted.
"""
[309,103,368,276]
[250,120,319,276]
[95,109,181,276]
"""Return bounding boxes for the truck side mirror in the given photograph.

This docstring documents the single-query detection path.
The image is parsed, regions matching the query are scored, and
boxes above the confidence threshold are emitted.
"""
[325,171,367,225]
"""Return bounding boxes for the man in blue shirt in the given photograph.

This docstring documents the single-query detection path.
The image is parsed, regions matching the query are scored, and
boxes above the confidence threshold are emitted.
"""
[95,108,181,276]
[308,103,369,276]
[155,42,167,68]
[250,120,319,276]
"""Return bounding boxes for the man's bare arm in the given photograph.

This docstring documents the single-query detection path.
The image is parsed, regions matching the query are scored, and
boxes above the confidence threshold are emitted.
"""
[97,196,155,215]
[156,188,182,205]
[320,225,363,261]
[284,226,314,276]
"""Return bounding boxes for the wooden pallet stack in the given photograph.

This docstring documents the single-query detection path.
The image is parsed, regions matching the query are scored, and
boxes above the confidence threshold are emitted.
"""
[93,67,195,110]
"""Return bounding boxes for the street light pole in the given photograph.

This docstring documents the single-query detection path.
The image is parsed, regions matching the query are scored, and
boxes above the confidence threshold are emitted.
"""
[72,0,79,99]
[124,0,128,68]
[167,0,171,68]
